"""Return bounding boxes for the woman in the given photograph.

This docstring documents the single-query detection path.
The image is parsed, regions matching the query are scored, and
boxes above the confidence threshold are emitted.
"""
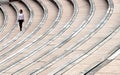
[18,9,24,31]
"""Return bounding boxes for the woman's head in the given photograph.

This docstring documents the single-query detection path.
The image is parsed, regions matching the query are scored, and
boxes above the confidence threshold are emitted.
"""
[19,9,23,13]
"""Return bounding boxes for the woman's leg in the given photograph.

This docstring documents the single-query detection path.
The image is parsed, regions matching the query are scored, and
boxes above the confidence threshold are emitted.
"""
[19,20,23,31]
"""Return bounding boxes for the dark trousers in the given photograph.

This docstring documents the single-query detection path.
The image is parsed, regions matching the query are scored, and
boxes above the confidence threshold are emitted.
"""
[18,20,24,31]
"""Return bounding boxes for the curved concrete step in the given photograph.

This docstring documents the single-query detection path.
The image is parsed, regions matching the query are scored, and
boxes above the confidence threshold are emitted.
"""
[70,30,120,75]
[95,47,120,75]
[0,3,16,41]
[0,7,4,30]
[0,2,18,43]
[0,6,7,32]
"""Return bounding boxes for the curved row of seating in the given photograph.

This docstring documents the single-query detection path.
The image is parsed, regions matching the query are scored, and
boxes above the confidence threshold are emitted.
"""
[0,7,2,26]
[0,2,18,43]
[0,0,120,75]
[0,2,17,42]
[0,7,4,31]
[95,47,120,75]
[0,6,7,32]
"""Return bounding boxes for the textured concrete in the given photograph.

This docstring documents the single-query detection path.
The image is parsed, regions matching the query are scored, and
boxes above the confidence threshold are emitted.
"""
[0,0,120,75]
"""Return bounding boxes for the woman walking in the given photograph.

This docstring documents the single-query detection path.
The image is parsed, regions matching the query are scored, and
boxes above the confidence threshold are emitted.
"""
[18,9,24,31]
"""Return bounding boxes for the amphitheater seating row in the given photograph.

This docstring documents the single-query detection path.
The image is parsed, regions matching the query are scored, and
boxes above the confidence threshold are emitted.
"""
[0,2,18,43]
[0,6,7,32]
